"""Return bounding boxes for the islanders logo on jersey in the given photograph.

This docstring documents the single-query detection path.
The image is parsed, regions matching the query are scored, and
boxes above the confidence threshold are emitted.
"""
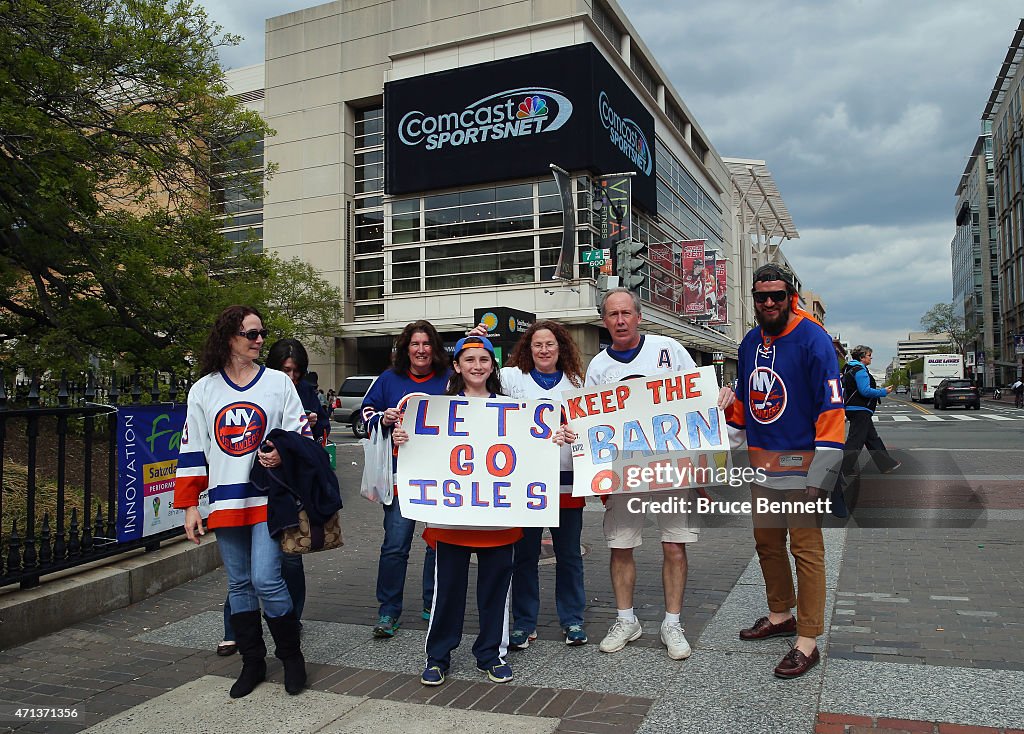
[214,402,268,456]
[748,366,787,424]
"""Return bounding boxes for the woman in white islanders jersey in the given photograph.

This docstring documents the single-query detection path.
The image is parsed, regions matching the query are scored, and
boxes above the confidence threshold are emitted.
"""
[499,320,589,649]
[175,305,312,699]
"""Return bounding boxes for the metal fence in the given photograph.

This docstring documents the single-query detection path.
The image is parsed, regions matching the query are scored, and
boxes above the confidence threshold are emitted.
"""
[0,370,193,590]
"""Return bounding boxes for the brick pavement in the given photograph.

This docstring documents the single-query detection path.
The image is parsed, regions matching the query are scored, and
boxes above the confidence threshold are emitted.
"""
[1,440,1023,732]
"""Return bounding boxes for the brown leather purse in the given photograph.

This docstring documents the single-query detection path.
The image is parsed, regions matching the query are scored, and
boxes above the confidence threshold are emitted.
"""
[279,508,343,554]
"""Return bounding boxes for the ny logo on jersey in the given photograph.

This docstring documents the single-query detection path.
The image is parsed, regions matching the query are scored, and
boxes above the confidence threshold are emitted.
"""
[748,367,787,424]
[214,402,267,456]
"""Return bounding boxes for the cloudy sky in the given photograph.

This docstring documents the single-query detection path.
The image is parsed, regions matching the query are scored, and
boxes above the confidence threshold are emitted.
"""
[201,0,1022,370]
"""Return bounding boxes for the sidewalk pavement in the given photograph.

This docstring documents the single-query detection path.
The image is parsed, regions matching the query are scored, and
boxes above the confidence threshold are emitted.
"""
[1,441,1022,734]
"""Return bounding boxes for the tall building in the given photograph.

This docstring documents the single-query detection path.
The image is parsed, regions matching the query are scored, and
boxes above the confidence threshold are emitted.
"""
[983,19,1024,383]
[801,289,826,325]
[952,122,998,387]
[222,0,807,386]
[896,331,953,369]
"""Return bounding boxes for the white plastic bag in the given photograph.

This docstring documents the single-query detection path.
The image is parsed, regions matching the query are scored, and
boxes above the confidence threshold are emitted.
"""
[359,427,394,505]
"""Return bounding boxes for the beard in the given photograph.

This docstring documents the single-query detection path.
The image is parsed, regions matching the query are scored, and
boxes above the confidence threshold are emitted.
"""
[755,300,791,335]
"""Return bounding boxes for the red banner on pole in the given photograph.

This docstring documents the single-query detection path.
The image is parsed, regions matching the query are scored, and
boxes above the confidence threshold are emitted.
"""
[680,240,708,317]
[709,258,728,325]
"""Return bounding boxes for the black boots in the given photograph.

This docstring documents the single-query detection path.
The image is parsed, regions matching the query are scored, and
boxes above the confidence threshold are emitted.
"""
[228,610,267,699]
[265,611,307,695]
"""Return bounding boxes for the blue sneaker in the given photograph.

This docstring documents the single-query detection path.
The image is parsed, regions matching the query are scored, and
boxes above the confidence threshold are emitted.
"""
[508,629,537,650]
[477,662,513,683]
[564,624,588,646]
[421,607,431,621]
[372,615,400,638]
[420,665,445,686]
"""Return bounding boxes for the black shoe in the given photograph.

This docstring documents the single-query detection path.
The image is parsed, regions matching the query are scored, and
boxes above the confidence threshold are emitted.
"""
[265,611,307,695]
[228,610,267,699]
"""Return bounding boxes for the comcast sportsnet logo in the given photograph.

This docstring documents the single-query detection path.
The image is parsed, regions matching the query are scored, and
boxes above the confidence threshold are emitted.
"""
[214,402,267,456]
[598,91,652,176]
[397,88,573,151]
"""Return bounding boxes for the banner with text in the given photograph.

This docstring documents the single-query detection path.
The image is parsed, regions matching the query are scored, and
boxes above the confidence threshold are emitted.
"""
[396,395,561,526]
[117,405,208,542]
[709,258,728,325]
[565,367,731,497]
[680,241,708,317]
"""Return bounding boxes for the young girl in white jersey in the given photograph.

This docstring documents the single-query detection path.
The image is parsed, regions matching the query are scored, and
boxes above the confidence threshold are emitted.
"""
[393,336,521,686]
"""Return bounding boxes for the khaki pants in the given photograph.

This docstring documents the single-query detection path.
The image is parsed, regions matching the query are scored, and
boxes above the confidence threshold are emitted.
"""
[750,485,825,638]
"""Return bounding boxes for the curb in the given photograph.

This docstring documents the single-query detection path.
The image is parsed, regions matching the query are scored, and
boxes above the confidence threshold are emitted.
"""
[0,537,222,650]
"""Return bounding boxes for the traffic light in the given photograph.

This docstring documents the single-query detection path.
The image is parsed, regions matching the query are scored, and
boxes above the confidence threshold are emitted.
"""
[616,239,645,290]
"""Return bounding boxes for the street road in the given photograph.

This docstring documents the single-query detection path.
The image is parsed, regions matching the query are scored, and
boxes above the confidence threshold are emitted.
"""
[837,396,1023,528]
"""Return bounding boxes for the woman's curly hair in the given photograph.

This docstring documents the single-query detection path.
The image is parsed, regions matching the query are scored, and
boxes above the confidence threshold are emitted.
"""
[505,320,583,387]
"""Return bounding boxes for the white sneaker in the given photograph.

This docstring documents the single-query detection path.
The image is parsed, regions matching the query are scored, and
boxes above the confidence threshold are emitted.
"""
[660,621,692,660]
[598,618,642,653]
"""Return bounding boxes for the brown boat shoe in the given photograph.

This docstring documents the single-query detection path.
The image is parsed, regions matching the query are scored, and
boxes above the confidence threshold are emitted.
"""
[739,616,797,640]
[773,645,820,678]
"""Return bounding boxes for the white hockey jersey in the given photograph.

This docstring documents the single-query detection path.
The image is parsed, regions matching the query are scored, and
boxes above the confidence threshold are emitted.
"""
[173,367,311,528]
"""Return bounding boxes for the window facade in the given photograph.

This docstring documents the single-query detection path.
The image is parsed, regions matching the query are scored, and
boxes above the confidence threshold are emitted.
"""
[353,106,385,317]
[383,179,571,293]
[212,132,264,252]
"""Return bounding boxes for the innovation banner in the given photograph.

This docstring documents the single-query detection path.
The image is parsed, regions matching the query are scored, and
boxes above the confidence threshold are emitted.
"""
[116,404,206,542]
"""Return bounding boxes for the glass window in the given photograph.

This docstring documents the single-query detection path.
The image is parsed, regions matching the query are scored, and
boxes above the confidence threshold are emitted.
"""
[355,107,384,149]
[355,256,384,300]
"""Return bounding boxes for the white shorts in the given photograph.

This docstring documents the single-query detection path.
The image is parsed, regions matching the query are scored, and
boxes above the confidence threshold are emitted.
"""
[602,488,700,549]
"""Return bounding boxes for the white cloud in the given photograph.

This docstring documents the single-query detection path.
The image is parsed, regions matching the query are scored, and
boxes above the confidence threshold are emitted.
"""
[196,0,1021,366]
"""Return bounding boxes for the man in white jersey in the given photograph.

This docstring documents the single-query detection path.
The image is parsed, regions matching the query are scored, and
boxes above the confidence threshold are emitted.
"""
[584,288,733,660]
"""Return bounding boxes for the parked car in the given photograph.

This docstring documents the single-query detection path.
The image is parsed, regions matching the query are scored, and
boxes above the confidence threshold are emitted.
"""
[895,385,908,394]
[932,378,980,410]
[333,375,378,437]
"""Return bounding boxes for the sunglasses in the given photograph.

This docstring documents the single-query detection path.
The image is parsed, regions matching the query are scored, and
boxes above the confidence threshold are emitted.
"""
[751,290,789,304]
[237,328,269,341]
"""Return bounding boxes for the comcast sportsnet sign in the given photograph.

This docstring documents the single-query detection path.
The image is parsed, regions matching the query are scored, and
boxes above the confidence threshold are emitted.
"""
[598,91,652,176]
[385,44,658,214]
[397,89,573,150]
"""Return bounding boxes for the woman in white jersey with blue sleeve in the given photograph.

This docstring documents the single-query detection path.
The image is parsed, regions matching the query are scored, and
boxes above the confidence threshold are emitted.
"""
[175,305,312,699]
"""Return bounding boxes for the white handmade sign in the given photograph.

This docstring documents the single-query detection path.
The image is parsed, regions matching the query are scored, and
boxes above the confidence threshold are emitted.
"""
[396,394,560,526]
[565,366,730,496]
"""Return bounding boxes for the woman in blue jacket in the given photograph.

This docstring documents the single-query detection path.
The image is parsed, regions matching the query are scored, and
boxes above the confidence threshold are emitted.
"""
[840,344,900,483]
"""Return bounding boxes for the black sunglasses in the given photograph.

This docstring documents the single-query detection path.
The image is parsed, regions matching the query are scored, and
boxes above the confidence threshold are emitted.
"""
[238,328,269,341]
[751,290,789,304]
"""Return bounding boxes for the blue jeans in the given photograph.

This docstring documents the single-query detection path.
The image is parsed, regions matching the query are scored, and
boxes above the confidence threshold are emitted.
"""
[215,522,293,622]
[223,552,305,639]
[377,499,436,618]
[511,506,585,631]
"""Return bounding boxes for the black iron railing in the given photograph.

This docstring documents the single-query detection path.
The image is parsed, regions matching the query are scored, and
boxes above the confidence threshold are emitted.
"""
[0,370,193,589]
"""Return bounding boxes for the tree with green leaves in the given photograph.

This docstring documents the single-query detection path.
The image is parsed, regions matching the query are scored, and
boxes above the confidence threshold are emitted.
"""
[0,0,341,374]
[920,302,971,356]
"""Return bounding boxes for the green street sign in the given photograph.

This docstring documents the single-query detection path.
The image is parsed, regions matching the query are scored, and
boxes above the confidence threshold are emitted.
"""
[582,248,604,263]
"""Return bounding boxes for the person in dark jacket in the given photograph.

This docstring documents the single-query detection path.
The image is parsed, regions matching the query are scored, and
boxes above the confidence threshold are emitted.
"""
[252,428,342,538]
[218,338,327,657]
[839,345,900,482]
